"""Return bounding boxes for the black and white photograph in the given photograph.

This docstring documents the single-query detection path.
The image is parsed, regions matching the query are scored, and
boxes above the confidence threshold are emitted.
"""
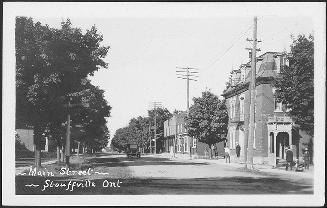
[2,2,326,206]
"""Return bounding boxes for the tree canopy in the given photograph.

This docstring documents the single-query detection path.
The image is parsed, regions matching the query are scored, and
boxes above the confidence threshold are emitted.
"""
[186,91,228,148]
[274,34,314,136]
[15,17,111,161]
[111,108,172,152]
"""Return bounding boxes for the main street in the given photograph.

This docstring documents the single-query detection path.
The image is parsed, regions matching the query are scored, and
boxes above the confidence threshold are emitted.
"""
[16,153,313,195]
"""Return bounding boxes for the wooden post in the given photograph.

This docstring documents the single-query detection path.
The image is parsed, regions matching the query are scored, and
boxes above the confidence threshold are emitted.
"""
[77,141,80,157]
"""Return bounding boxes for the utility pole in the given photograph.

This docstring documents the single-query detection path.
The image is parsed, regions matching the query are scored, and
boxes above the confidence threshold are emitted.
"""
[176,67,199,159]
[245,16,261,169]
[174,119,177,158]
[154,112,157,155]
[150,101,162,155]
[65,98,72,167]
[63,93,89,167]
[149,123,152,154]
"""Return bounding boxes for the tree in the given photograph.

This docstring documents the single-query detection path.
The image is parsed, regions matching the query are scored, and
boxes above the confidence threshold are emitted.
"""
[111,108,172,153]
[185,91,228,158]
[15,17,110,166]
[72,80,111,154]
[274,35,314,136]
[111,127,131,152]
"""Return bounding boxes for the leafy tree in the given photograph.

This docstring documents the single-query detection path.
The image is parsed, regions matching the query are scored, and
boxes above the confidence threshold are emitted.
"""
[111,127,131,152]
[185,91,228,158]
[15,17,110,166]
[274,35,314,136]
[111,108,172,153]
[128,116,151,148]
[71,79,111,153]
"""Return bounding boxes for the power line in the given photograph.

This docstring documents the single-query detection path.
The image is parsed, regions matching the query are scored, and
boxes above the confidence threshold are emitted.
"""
[201,24,253,72]
[175,66,198,159]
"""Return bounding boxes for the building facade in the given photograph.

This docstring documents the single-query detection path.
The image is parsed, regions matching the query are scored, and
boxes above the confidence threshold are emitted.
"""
[222,52,312,166]
[163,112,225,158]
[16,128,49,152]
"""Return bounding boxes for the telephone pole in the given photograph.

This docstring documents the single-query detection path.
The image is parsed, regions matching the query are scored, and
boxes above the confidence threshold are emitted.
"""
[245,16,261,169]
[148,123,152,154]
[176,67,198,159]
[65,98,72,167]
[150,101,162,154]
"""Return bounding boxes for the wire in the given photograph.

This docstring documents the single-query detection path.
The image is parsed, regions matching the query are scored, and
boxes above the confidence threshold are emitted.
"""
[201,24,253,72]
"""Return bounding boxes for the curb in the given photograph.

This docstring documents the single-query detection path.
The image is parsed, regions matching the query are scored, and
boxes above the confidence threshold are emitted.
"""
[155,153,314,178]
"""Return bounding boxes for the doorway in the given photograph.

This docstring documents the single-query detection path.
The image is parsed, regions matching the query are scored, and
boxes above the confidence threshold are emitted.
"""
[276,132,289,159]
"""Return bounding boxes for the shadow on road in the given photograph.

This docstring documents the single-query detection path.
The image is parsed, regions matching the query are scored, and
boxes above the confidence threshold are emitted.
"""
[85,155,209,168]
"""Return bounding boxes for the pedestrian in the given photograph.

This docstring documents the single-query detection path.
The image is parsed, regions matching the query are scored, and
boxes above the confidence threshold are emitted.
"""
[211,144,215,159]
[224,146,230,163]
[236,143,241,158]
[213,144,218,158]
[303,148,310,170]
[285,146,293,171]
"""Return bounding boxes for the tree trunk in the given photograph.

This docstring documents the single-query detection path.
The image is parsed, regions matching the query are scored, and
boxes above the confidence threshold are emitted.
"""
[61,145,65,162]
[57,145,61,163]
[33,125,42,167]
[34,144,41,167]
[77,141,80,157]
[209,145,213,159]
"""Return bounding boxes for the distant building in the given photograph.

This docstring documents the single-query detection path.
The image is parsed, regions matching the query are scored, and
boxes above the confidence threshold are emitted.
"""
[16,128,49,152]
[163,112,225,158]
[222,52,312,166]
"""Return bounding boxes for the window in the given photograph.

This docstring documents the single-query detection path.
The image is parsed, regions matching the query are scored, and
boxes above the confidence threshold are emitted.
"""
[272,88,283,112]
[184,137,188,152]
[177,138,181,152]
[270,133,274,153]
[192,138,197,148]
[274,99,283,112]
[230,97,236,120]
[239,94,245,120]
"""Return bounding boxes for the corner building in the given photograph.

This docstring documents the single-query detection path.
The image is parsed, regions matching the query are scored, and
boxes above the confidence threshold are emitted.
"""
[222,52,312,166]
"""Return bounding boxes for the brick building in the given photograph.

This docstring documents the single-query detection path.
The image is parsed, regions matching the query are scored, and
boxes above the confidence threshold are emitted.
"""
[222,52,312,166]
[163,112,225,158]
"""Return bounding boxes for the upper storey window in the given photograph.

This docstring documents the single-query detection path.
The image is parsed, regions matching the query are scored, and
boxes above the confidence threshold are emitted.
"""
[239,94,245,120]
[272,88,283,112]
[230,97,237,119]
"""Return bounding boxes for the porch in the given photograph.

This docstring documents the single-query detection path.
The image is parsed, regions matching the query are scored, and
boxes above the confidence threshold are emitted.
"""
[267,115,299,167]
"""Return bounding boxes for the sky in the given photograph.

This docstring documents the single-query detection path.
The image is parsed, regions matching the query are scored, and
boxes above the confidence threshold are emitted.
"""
[11,3,316,144]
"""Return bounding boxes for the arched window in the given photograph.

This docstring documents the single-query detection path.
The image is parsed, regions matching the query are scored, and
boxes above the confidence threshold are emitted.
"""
[270,132,274,153]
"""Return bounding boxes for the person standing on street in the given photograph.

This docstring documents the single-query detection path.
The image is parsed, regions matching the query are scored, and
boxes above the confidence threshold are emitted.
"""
[224,146,230,163]
[286,146,293,171]
[236,143,241,158]
[213,144,218,158]
[303,148,310,170]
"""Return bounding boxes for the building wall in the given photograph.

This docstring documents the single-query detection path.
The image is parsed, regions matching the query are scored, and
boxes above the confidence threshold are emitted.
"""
[226,82,277,159]
[16,129,34,151]
[224,52,313,165]
[16,129,49,152]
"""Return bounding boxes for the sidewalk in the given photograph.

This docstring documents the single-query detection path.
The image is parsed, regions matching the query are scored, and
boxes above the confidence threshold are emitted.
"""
[16,159,57,175]
[155,153,314,179]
